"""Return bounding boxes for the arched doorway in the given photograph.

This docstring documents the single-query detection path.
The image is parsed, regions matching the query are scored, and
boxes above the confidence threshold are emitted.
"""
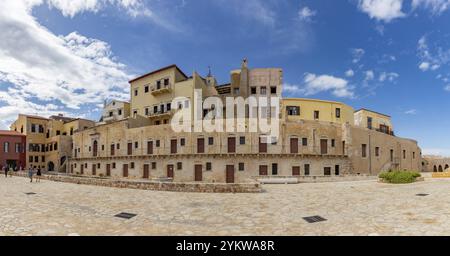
[48,161,55,172]
[439,165,443,172]
[434,165,438,172]
[93,140,98,157]
[446,164,449,171]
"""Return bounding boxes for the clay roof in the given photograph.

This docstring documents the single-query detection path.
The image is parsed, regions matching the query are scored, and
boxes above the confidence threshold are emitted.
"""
[0,130,25,136]
[129,64,188,83]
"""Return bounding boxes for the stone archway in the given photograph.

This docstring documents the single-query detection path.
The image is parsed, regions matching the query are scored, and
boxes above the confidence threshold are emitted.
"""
[48,161,55,172]
[446,164,449,171]
[439,165,443,172]
[434,165,438,172]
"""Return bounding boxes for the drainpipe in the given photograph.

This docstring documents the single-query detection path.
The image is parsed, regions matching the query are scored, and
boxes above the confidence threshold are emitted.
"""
[368,134,372,175]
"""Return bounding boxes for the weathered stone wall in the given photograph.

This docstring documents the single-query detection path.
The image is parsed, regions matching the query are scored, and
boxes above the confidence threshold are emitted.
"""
[9,171,261,193]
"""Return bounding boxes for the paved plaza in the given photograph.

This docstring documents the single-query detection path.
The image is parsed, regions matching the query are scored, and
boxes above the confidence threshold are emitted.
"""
[2,175,450,236]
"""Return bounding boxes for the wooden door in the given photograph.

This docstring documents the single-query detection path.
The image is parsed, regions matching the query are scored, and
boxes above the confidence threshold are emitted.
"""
[290,138,299,154]
[171,139,177,154]
[335,165,340,176]
[320,139,328,155]
[143,164,150,178]
[228,137,236,153]
[259,137,267,153]
[106,164,111,176]
[197,138,205,153]
[259,165,268,176]
[292,166,300,176]
[167,164,174,178]
[80,164,84,174]
[92,164,96,175]
[123,164,128,177]
[147,141,153,155]
[127,143,132,155]
[111,144,115,156]
[226,165,235,183]
[194,164,202,182]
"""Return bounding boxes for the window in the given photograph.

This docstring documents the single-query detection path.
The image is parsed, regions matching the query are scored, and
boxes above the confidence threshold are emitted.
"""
[42,156,45,162]
[403,150,406,159]
[324,167,331,176]
[118,109,122,116]
[302,138,308,146]
[362,144,367,158]
[239,136,245,145]
[4,142,9,153]
[15,143,20,153]
[180,138,185,146]
[134,89,138,96]
[413,152,416,159]
[272,163,278,175]
[314,111,320,120]
[130,162,135,169]
[331,139,335,147]
[112,162,116,169]
[286,106,300,116]
[34,156,38,162]
[156,140,160,147]
[54,142,58,151]
[177,162,182,170]
[70,128,74,135]
[39,125,44,133]
[145,85,149,93]
[117,143,120,150]
[233,88,240,95]
[102,145,105,151]
[56,130,60,136]
[206,162,212,171]
[31,124,36,133]
[151,162,156,169]
[239,162,245,171]
[375,147,380,157]
[156,80,161,89]
[336,108,341,118]
[260,87,267,95]
[208,137,214,145]
[97,163,100,169]
[133,110,137,117]
[251,87,257,94]
[145,108,149,116]
[167,103,171,111]
[367,117,373,129]
[164,78,169,86]
[304,164,310,176]
[29,156,33,163]
[109,111,113,117]
[153,106,158,114]
[135,142,138,149]
[270,87,277,94]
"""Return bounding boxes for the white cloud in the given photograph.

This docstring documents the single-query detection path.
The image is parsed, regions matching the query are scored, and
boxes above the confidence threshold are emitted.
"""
[0,0,133,129]
[345,69,355,77]
[404,109,417,115]
[423,148,450,157]
[379,72,399,82]
[298,6,317,22]
[351,48,365,63]
[285,73,354,98]
[357,0,406,22]
[220,0,277,26]
[419,61,431,71]
[365,70,375,81]
[412,0,450,14]
[444,84,450,91]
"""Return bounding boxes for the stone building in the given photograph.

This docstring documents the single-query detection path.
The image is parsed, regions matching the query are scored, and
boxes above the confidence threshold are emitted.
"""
[10,114,95,172]
[97,100,130,125]
[67,60,422,183]
[422,156,450,172]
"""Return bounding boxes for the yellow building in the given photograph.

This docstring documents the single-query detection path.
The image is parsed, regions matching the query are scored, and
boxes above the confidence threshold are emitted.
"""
[98,100,130,125]
[354,108,393,135]
[10,114,95,171]
[282,98,355,124]
[129,64,219,125]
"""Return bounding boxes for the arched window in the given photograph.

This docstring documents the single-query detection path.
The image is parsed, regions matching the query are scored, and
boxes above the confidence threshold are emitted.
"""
[93,140,98,157]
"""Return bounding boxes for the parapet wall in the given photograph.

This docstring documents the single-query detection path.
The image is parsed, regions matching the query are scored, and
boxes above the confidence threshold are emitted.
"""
[8,172,262,193]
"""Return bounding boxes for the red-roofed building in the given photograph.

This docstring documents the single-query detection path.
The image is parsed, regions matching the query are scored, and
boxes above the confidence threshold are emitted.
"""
[0,130,26,170]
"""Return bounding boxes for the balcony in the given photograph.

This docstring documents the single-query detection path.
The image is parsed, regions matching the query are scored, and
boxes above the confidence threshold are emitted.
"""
[148,109,174,118]
[151,83,172,95]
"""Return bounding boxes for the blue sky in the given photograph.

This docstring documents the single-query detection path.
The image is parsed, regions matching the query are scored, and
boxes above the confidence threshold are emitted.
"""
[1,0,450,155]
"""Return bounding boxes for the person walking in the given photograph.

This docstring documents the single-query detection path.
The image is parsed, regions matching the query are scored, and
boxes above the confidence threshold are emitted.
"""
[28,167,33,183]
[36,168,41,183]
[4,166,8,178]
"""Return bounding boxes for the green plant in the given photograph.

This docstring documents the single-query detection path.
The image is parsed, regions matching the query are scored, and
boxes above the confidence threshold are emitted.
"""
[379,170,421,184]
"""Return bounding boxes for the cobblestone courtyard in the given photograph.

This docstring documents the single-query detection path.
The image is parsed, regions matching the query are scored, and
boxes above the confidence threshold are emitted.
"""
[2,175,450,236]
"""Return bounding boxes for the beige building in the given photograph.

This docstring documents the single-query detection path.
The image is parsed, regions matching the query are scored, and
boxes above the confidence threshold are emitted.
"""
[67,60,422,183]
[10,114,95,172]
[98,100,130,125]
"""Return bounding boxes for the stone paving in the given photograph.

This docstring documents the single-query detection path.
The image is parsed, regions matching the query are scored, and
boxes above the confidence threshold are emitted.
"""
[2,175,450,236]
